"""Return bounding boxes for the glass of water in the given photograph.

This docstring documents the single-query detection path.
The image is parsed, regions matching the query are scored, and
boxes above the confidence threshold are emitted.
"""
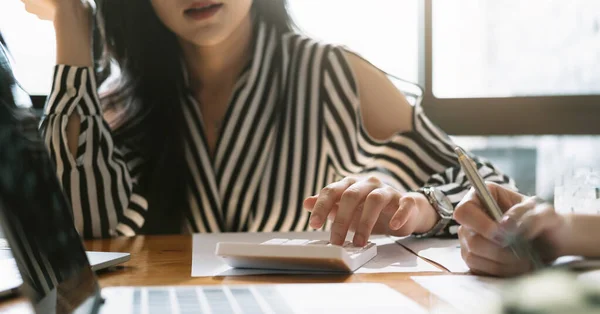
[554,167,600,214]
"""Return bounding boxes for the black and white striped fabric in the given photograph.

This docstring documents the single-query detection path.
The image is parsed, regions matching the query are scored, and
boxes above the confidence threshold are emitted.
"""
[40,19,515,238]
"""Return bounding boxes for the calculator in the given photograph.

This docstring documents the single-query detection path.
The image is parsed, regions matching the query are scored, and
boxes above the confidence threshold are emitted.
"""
[215,238,377,273]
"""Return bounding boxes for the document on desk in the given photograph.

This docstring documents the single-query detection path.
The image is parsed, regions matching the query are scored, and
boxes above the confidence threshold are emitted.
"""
[552,255,600,270]
[191,232,441,277]
[397,238,469,273]
[412,275,502,314]
[578,269,600,284]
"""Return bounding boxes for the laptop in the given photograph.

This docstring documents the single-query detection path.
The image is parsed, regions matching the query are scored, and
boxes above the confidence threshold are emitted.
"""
[0,91,425,314]
[0,177,426,314]
[0,234,129,299]
[0,37,129,299]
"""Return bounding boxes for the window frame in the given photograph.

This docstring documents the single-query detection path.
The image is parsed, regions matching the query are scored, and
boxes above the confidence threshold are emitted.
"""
[28,0,600,135]
[418,0,600,136]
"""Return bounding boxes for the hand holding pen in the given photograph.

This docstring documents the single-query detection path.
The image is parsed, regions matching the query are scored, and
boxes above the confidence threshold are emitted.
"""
[453,147,558,277]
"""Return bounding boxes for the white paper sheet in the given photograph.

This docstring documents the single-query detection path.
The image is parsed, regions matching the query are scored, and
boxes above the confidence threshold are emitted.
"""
[397,238,469,273]
[398,238,600,274]
[552,256,600,270]
[412,275,503,314]
[191,232,441,277]
[578,269,600,284]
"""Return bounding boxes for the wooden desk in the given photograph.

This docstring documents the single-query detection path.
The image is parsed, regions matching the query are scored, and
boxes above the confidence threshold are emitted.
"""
[0,235,453,312]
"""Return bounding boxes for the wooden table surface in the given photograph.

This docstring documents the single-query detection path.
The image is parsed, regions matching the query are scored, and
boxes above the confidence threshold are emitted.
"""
[0,235,455,312]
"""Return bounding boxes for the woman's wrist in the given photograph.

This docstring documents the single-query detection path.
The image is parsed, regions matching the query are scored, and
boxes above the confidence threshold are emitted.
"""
[54,0,89,14]
[413,194,439,234]
[556,214,600,258]
[552,213,576,258]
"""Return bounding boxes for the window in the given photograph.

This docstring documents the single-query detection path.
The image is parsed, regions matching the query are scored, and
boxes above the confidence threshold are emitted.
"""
[453,135,600,202]
[1,0,421,95]
[423,0,600,135]
[1,0,600,134]
[288,0,420,84]
[433,0,600,98]
[0,1,56,96]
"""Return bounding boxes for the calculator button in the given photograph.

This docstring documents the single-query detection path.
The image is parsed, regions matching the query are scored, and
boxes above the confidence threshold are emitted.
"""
[262,239,288,245]
[306,240,330,246]
[282,239,310,245]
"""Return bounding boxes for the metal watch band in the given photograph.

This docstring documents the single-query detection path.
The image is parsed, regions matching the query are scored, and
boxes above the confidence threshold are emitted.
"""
[412,187,453,239]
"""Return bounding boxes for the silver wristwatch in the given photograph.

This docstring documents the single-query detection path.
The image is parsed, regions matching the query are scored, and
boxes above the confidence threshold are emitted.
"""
[412,186,454,238]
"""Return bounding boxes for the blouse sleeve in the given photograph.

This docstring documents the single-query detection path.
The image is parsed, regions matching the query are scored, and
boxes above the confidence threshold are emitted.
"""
[322,46,516,237]
[39,65,148,238]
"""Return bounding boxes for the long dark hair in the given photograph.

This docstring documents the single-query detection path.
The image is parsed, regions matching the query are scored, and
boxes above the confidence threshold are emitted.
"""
[97,0,294,234]
[0,32,35,129]
[0,32,17,126]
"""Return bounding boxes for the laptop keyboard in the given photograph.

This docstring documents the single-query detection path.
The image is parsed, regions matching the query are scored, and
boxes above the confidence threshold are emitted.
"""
[131,286,293,314]
[0,258,22,288]
[0,239,8,250]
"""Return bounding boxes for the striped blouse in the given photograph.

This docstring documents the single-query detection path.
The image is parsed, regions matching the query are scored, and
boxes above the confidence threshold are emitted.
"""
[40,19,515,238]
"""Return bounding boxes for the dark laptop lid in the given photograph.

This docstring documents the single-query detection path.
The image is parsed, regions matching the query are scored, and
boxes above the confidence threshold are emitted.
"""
[0,40,101,314]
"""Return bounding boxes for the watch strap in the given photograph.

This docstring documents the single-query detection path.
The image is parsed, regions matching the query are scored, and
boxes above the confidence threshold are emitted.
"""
[412,187,453,238]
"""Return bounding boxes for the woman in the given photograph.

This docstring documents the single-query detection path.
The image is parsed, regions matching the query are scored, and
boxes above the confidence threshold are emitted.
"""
[23,0,514,243]
[455,182,600,277]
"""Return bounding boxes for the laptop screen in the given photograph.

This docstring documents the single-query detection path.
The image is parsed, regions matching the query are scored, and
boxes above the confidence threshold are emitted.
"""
[0,46,100,314]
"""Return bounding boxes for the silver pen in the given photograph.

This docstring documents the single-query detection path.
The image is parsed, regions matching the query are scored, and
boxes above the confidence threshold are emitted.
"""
[455,146,545,270]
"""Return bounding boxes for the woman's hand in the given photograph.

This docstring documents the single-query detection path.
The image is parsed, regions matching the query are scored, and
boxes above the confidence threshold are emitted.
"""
[21,0,63,21]
[454,182,569,277]
[303,176,439,247]
[22,0,93,21]
[21,0,93,67]
[22,0,56,21]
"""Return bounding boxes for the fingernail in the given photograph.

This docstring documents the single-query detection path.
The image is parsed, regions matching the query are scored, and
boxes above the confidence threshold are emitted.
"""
[390,219,402,230]
[399,197,412,210]
[309,215,322,228]
[398,199,407,211]
[500,216,518,233]
[492,230,509,247]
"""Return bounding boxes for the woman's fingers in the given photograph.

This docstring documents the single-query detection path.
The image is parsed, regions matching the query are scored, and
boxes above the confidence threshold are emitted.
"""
[516,202,562,240]
[389,196,416,231]
[304,196,341,222]
[309,176,408,245]
[488,182,527,211]
[458,226,531,277]
[303,195,318,211]
[456,189,542,246]
[461,250,522,277]
[459,227,518,264]
[455,193,506,245]
[330,177,381,245]
[454,183,533,246]
[459,235,528,277]
[501,196,538,227]
[455,185,557,277]
[22,0,56,21]
[352,186,397,246]
[309,177,356,229]
[455,183,523,215]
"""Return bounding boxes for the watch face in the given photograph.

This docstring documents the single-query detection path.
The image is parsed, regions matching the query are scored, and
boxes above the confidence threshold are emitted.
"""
[432,188,454,217]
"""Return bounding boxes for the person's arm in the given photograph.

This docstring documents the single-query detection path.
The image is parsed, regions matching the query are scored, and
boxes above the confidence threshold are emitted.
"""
[31,1,149,238]
[53,1,93,155]
[321,46,516,236]
[557,214,600,258]
[54,1,93,67]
